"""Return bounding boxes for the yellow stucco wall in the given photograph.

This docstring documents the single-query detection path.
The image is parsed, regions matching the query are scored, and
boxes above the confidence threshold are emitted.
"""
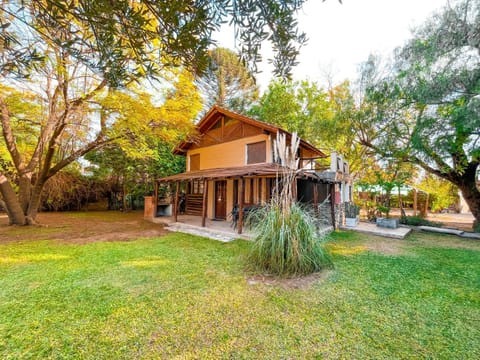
[186,134,272,171]
[226,179,234,220]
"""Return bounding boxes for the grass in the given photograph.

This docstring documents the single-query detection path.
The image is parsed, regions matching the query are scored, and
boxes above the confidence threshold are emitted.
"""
[248,202,332,275]
[0,226,479,359]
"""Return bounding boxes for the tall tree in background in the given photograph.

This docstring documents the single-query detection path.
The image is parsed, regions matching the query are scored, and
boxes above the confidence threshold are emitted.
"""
[356,0,480,227]
[197,47,259,114]
[250,80,368,175]
[0,0,309,225]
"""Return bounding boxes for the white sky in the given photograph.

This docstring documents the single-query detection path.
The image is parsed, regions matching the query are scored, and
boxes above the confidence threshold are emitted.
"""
[214,0,448,91]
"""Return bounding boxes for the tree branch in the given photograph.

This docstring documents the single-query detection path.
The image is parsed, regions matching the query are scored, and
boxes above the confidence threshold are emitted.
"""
[47,135,121,178]
[0,96,24,172]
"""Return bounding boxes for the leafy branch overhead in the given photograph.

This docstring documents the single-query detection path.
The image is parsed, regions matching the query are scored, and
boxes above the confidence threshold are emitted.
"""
[0,0,321,82]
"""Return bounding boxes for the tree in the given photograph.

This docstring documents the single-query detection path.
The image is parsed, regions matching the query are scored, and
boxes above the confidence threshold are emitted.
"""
[417,174,459,213]
[0,0,310,82]
[0,0,313,225]
[197,47,259,114]
[86,142,186,211]
[356,0,480,227]
[0,68,200,224]
[250,79,368,176]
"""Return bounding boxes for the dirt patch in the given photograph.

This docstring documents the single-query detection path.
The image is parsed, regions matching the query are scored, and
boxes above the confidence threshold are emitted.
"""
[247,270,333,290]
[363,238,406,256]
[330,234,406,257]
[0,211,168,244]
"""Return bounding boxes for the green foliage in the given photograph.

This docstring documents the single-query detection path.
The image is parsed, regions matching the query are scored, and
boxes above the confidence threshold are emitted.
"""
[247,202,333,276]
[250,79,369,175]
[86,142,185,201]
[0,0,310,82]
[250,80,331,142]
[197,47,259,113]
[400,215,443,227]
[417,174,459,212]
[376,205,390,218]
[474,222,480,233]
[344,203,360,218]
[355,0,480,223]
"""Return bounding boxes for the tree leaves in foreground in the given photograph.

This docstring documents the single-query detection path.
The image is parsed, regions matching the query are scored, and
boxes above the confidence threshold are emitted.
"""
[356,0,480,227]
[0,0,310,82]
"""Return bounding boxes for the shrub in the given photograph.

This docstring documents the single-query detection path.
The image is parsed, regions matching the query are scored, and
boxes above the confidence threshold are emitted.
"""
[247,201,333,276]
[345,203,360,218]
[474,222,480,233]
[400,216,443,227]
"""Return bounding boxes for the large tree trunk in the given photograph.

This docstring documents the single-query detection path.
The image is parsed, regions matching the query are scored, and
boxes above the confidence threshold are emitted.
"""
[458,180,480,230]
[0,173,48,225]
[0,174,26,225]
[25,180,46,225]
[18,174,32,213]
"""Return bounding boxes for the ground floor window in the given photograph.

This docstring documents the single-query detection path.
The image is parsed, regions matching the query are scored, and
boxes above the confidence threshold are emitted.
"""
[188,179,204,195]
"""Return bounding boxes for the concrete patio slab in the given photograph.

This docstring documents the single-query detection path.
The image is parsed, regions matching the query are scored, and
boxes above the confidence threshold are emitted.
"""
[340,221,412,239]
[149,215,253,242]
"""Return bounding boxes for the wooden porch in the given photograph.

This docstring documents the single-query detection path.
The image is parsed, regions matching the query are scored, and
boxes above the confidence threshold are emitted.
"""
[150,164,338,237]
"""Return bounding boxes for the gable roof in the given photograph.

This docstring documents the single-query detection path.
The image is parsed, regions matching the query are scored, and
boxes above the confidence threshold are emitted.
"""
[174,105,326,157]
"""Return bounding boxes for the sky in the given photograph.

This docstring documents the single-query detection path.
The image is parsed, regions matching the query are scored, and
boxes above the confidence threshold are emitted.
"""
[214,0,448,91]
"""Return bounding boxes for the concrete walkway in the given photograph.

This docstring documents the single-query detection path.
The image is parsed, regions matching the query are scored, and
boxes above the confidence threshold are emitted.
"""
[150,215,253,242]
[165,222,252,242]
[418,226,480,239]
[340,221,412,239]
[149,215,334,242]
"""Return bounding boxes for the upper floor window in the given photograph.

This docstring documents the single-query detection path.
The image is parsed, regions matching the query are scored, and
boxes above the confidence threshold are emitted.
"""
[246,141,266,164]
[190,154,200,171]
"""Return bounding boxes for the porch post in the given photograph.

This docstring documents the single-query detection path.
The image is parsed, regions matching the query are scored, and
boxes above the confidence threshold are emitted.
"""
[330,183,336,230]
[202,178,208,227]
[153,181,158,217]
[313,182,319,218]
[238,177,244,234]
[173,181,180,222]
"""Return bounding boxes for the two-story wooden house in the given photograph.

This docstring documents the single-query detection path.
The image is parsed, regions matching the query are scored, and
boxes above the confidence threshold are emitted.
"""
[146,106,351,234]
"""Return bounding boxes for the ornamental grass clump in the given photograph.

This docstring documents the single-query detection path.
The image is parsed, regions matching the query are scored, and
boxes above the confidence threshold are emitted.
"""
[247,131,333,276]
[248,201,333,276]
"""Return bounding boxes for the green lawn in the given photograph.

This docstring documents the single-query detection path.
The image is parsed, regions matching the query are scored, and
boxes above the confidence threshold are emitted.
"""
[0,228,479,359]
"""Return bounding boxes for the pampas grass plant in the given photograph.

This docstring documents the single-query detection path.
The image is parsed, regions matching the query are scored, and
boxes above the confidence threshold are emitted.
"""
[247,201,332,276]
[247,132,333,276]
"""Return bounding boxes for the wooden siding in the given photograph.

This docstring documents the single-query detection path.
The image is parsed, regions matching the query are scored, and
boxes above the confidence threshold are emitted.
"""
[190,116,265,150]
[185,194,203,215]
[187,134,272,170]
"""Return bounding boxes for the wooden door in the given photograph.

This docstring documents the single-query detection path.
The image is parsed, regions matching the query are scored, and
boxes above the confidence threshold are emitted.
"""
[215,181,227,219]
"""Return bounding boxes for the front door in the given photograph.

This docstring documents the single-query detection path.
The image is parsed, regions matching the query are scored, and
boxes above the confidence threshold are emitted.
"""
[215,180,227,219]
